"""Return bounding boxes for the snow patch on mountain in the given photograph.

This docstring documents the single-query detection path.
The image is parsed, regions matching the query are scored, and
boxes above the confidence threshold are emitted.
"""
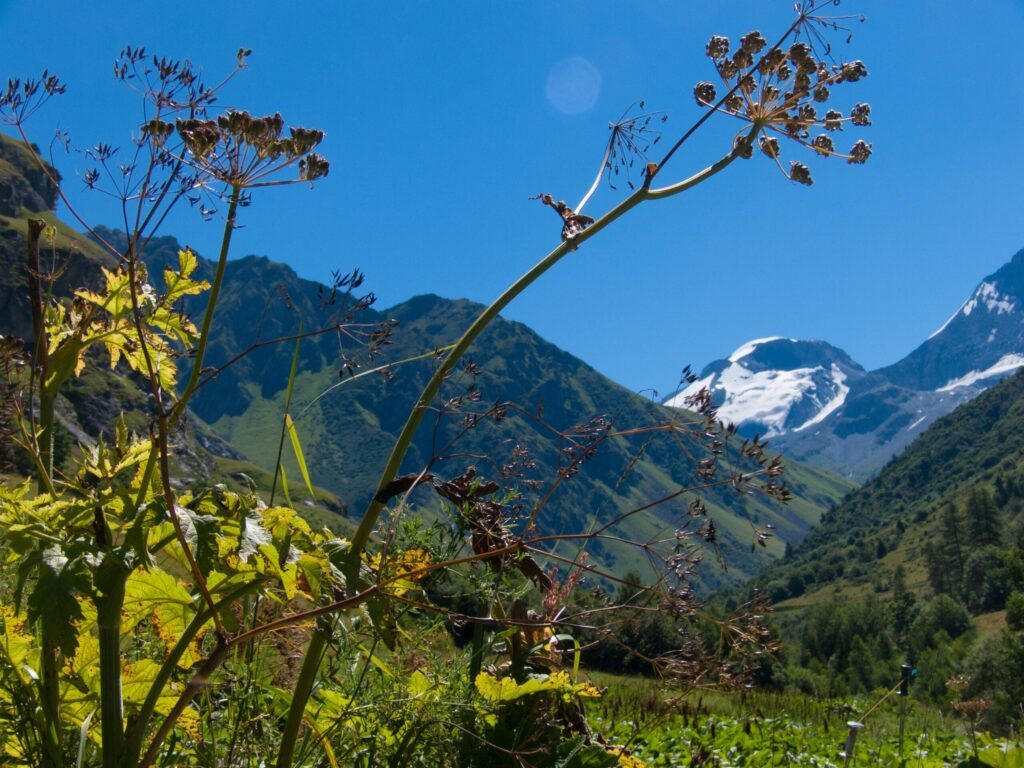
[937,353,1024,392]
[928,282,1017,340]
[664,339,855,438]
[963,281,1016,318]
[728,337,788,363]
[792,365,849,432]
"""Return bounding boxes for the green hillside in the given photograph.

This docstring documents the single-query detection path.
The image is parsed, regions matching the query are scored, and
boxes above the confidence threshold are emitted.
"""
[0,134,855,592]
[753,369,1024,610]
[736,369,1024,718]
[107,225,854,590]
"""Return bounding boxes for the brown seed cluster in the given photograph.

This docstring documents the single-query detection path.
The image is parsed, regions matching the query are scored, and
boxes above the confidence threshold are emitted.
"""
[694,28,873,185]
[143,110,329,186]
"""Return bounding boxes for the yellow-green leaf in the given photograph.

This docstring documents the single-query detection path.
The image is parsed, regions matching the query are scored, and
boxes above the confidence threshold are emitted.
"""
[285,413,315,501]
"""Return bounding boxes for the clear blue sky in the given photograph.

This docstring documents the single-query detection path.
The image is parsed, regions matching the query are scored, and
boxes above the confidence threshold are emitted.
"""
[2,1,1023,395]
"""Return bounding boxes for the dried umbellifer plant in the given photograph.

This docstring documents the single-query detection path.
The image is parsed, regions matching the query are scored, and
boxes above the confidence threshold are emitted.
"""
[693,5,872,185]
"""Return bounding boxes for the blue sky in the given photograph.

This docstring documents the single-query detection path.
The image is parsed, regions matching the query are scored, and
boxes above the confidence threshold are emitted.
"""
[2,1,1024,395]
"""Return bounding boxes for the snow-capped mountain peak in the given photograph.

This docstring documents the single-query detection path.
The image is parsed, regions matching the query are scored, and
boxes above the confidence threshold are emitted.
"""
[728,336,787,363]
[663,247,1024,481]
[664,338,863,439]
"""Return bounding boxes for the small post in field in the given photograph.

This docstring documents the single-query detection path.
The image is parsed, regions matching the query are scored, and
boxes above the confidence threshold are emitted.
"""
[898,664,913,758]
[840,721,865,767]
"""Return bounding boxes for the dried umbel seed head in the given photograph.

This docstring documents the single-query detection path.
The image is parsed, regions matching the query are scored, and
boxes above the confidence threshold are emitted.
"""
[811,134,834,156]
[733,47,754,69]
[789,161,813,185]
[141,118,175,145]
[717,58,739,80]
[848,140,872,164]
[850,102,872,126]
[172,109,329,187]
[740,30,767,55]
[694,10,872,185]
[837,60,869,83]
[706,35,730,60]
[176,118,221,159]
[788,42,812,64]
[758,48,787,76]
[286,127,325,156]
[734,134,754,159]
[694,81,717,105]
[759,135,780,158]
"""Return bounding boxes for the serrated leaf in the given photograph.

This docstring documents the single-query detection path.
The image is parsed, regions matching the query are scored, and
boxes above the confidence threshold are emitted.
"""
[0,605,35,682]
[123,569,203,667]
[163,248,209,304]
[474,671,601,704]
[238,510,273,561]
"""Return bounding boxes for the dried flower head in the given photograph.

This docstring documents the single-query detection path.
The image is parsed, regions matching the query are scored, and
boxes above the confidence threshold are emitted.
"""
[0,71,66,125]
[167,109,329,187]
[692,2,873,186]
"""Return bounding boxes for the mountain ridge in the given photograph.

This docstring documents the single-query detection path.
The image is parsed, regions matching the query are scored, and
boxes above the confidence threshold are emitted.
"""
[664,249,1024,480]
[0,137,854,594]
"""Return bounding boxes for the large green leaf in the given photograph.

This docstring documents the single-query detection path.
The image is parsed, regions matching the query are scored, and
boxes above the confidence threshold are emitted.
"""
[27,546,90,657]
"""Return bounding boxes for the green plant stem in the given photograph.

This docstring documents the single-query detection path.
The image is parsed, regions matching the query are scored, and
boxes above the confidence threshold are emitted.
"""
[35,222,62,768]
[39,631,64,768]
[25,218,52,490]
[170,184,241,427]
[275,627,328,768]
[346,134,752,574]
[139,585,378,768]
[96,571,129,768]
[122,580,262,767]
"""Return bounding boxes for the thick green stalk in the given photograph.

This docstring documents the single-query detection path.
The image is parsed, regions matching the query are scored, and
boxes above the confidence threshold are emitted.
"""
[171,184,242,425]
[27,217,63,767]
[275,628,328,768]
[38,632,63,768]
[96,571,129,768]
[346,139,751,570]
[347,185,644,564]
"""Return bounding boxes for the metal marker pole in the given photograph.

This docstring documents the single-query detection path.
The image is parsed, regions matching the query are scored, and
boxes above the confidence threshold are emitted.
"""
[841,721,864,767]
[898,664,912,759]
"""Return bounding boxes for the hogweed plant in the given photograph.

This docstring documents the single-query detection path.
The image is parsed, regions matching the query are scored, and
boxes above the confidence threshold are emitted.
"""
[0,2,872,766]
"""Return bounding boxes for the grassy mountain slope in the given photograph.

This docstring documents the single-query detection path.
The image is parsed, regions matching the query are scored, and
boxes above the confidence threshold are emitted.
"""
[0,135,854,590]
[751,368,1024,612]
[128,231,854,590]
[0,133,350,531]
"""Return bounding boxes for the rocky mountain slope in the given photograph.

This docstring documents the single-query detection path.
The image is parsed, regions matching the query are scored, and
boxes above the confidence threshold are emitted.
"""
[0,131,854,593]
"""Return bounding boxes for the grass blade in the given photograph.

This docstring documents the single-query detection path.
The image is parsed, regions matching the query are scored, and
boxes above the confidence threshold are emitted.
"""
[286,413,315,501]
